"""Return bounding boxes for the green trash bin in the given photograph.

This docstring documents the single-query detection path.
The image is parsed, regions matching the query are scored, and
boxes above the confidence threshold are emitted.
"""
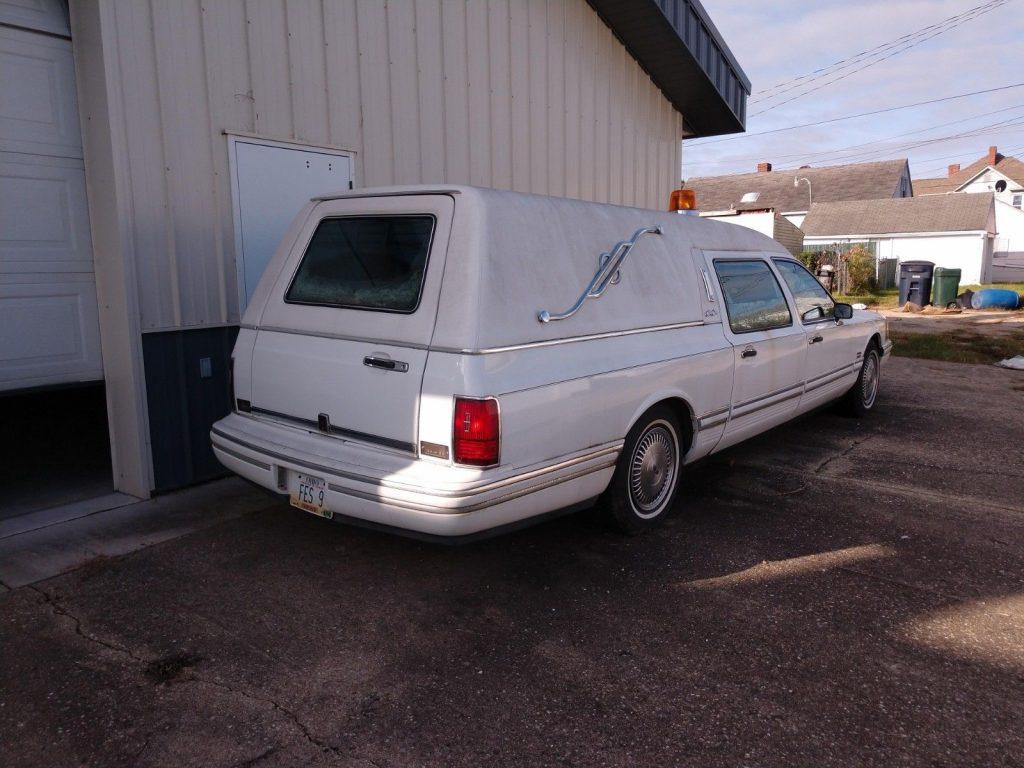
[931,267,961,308]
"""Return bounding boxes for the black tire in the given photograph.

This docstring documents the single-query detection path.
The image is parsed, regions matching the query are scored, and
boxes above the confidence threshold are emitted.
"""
[600,405,686,534]
[840,344,881,418]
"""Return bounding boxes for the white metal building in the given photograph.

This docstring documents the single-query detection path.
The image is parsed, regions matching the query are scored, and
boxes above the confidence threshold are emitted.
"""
[0,0,750,506]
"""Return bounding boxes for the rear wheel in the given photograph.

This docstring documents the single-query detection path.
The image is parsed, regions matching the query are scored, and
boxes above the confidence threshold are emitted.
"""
[841,345,881,417]
[600,405,685,534]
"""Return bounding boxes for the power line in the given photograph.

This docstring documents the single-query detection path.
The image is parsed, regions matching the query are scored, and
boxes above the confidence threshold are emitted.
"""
[760,121,1024,173]
[687,82,1024,147]
[686,121,1024,178]
[913,144,1024,176]
[825,118,1024,164]
[749,0,1011,108]
[684,104,1024,168]
[778,116,1024,168]
[747,0,1015,117]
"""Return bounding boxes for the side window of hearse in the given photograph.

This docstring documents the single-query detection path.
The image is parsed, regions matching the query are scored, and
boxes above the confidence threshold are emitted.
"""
[773,259,835,322]
[286,215,435,312]
[713,260,793,333]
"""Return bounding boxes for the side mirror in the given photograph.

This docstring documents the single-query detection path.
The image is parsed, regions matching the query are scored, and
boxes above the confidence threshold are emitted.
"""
[834,302,854,320]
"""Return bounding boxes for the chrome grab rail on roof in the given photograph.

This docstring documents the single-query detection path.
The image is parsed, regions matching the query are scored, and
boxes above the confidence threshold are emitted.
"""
[537,226,664,323]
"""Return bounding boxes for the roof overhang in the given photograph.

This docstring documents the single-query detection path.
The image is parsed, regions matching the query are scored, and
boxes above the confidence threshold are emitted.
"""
[587,0,750,138]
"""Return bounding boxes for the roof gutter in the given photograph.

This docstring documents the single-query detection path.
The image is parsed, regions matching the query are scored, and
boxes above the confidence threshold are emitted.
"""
[804,230,990,240]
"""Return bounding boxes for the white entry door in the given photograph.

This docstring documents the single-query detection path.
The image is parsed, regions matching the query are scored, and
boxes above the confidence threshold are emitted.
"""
[0,18,103,392]
[230,138,353,309]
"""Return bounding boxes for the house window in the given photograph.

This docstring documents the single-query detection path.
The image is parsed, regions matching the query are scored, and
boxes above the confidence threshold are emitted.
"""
[1014,193,1022,209]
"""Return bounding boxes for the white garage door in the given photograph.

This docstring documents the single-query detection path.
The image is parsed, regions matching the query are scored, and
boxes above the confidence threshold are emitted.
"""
[0,4,103,392]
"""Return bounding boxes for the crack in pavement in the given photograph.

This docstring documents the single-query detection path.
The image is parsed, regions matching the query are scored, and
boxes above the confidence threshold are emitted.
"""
[815,434,874,474]
[27,584,145,663]
[231,746,276,768]
[128,737,151,764]
[28,584,343,762]
[184,673,342,759]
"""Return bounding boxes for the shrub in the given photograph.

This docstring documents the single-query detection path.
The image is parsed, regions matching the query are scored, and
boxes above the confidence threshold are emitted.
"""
[845,245,875,294]
[799,251,819,271]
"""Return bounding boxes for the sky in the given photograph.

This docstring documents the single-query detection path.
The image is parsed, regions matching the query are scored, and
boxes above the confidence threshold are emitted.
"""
[685,0,1024,183]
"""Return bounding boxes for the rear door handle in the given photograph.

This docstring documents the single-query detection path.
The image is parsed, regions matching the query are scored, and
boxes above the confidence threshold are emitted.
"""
[740,347,757,359]
[363,356,409,372]
[809,334,824,345]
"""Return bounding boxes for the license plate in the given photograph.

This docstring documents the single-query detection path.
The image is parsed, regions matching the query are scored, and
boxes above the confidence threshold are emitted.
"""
[289,473,331,519]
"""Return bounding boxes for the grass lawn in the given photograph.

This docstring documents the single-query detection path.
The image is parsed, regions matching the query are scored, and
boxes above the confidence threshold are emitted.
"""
[890,329,1024,365]
[962,282,1024,295]
[835,288,899,309]
[835,283,1023,310]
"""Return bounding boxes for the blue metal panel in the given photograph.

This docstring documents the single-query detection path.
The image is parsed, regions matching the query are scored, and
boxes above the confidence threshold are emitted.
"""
[142,326,238,492]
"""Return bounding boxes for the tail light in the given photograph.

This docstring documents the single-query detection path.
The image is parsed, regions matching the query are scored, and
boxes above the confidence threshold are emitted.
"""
[453,397,500,466]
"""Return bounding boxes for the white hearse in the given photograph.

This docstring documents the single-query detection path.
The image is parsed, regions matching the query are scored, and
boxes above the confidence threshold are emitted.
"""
[212,185,890,538]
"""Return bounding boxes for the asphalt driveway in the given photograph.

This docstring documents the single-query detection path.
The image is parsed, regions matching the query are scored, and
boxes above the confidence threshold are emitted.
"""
[2,357,1023,768]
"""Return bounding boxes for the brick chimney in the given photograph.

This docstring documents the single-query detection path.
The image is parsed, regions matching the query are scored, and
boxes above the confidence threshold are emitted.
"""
[756,162,772,173]
[947,163,960,177]
[988,145,999,166]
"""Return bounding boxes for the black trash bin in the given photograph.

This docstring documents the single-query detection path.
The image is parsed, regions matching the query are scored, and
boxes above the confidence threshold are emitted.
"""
[898,260,935,306]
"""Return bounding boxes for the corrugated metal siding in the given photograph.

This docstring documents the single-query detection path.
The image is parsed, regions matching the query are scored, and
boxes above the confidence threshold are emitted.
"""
[103,0,683,331]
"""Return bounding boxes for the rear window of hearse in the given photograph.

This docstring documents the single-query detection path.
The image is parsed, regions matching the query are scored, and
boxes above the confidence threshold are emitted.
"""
[285,215,436,312]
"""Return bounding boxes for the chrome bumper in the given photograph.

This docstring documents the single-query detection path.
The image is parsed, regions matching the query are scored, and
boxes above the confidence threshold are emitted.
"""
[210,413,618,537]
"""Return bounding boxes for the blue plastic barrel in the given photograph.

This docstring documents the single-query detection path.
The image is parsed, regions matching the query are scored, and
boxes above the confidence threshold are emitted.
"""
[971,288,1022,310]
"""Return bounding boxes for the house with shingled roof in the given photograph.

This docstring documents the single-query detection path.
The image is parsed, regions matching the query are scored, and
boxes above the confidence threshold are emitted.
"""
[914,146,1024,281]
[914,146,1024,207]
[686,158,913,230]
[801,194,996,285]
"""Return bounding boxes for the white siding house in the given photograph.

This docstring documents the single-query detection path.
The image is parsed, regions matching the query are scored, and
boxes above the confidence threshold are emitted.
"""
[699,208,804,256]
[802,194,996,285]
[0,0,751,499]
[993,199,1024,282]
[914,146,1024,283]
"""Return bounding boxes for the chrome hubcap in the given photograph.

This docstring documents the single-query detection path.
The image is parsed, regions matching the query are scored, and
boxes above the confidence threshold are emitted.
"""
[628,422,678,518]
[861,353,879,409]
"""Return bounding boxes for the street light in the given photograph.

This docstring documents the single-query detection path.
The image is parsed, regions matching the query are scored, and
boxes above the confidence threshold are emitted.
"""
[794,176,812,210]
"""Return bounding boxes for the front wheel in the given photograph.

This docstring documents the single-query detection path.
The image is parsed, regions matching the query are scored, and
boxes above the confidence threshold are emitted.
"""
[600,405,685,534]
[841,345,881,417]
